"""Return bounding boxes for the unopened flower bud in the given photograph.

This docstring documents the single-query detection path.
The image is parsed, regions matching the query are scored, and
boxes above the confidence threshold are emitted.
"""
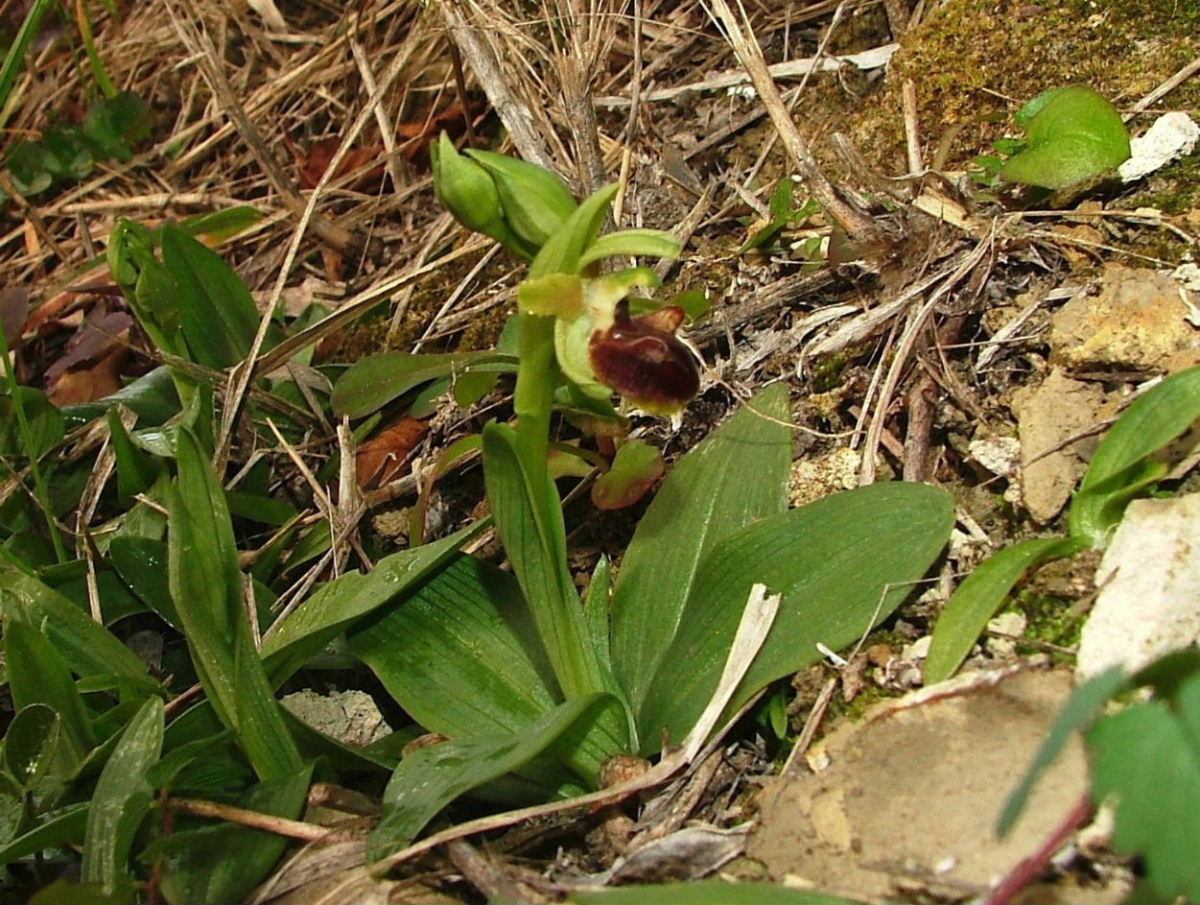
[466,149,578,250]
[430,133,530,255]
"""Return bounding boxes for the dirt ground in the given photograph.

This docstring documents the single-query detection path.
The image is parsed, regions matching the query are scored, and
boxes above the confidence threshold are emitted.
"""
[2,0,1199,902]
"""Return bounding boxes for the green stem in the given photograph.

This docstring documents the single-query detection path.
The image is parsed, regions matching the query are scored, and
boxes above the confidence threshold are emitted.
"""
[0,328,68,563]
[513,313,557,472]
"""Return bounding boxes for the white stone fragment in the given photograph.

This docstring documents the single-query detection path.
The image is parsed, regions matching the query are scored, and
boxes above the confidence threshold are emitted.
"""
[1076,493,1200,680]
[1119,112,1199,183]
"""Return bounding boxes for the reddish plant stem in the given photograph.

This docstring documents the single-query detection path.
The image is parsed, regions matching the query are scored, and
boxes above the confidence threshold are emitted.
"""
[984,794,1093,905]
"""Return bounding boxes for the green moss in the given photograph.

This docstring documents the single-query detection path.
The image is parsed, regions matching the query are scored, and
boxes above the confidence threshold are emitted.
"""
[851,0,1200,174]
[1014,590,1084,652]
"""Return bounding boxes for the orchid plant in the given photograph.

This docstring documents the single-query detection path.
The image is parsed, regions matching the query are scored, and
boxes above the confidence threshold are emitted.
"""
[297,138,954,858]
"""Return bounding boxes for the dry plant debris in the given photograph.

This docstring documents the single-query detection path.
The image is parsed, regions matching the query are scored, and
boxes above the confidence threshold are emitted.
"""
[1,0,1199,902]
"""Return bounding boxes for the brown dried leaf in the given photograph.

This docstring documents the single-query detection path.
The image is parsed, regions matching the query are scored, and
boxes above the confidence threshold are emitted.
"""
[355,416,427,490]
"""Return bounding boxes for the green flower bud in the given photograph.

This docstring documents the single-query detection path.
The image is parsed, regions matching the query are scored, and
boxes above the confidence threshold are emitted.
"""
[467,149,578,250]
[430,133,530,256]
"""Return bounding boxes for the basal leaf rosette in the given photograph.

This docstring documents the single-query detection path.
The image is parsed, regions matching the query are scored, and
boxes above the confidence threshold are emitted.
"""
[518,268,700,416]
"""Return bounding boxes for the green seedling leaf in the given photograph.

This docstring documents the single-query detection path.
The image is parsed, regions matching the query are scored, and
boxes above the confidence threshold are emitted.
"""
[332,350,518,419]
[0,803,88,866]
[1070,366,1200,543]
[161,223,268,369]
[0,573,150,679]
[483,424,626,748]
[369,694,612,859]
[1088,672,1200,901]
[3,613,95,769]
[348,553,560,738]
[0,387,64,458]
[591,438,664,510]
[998,85,1131,190]
[998,666,1128,837]
[169,429,302,780]
[738,178,794,253]
[153,764,312,905]
[569,880,866,905]
[261,521,484,684]
[924,535,1083,684]
[578,229,681,269]
[610,385,791,715]
[81,696,163,897]
[638,482,954,753]
[81,91,150,162]
[4,704,62,790]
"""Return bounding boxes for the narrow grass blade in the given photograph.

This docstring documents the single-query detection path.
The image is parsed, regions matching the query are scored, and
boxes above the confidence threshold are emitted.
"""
[638,483,953,754]
[611,384,791,715]
[924,535,1082,684]
[168,429,301,780]
[569,880,866,904]
[82,696,164,896]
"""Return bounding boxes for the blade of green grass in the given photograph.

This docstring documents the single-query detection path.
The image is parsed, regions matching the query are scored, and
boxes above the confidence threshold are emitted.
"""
[923,535,1083,684]
[82,696,163,896]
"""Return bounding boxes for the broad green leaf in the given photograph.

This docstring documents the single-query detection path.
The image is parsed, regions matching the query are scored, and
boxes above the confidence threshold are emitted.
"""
[591,438,663,510]
[570,880,865,905]
[62,365,180,428]
[999,85,1130,190]
[638,482,953,754]
[261,522,484,684]
[3,611,96,766]
[160,223,265,369]
[483,423,626,757]
[108,536,179,629]
[0,387,64,458]
[1088,675,1200,902]
[998,666,1127,836]
[153,764,312,905]
[577,229,681,269]
[4,704,62,790]
[28,880,130,905]
[0,803,88,865]
[1070,366,1200,543]
[611,385,791,715]
[332,351,518,419]
[368,694,611,860]
[0,573,149,679]
[82,696,164,896]
[169,429,301,780]
[924,535,1082,684]
[349,554,560,735]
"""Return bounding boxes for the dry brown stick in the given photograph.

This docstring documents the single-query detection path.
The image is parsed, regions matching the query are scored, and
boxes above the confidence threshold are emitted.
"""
[167,796,339,843]
[441,1,558,174]
[1128,53,1200,117]
[701,0,881,242]
[446,838,544,905]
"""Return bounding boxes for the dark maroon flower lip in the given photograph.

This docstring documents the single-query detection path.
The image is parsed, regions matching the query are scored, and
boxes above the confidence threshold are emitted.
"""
[588,301,700,415]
